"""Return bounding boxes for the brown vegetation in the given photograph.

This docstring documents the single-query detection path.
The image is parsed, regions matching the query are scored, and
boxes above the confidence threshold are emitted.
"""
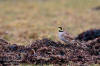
[0,38,99,66]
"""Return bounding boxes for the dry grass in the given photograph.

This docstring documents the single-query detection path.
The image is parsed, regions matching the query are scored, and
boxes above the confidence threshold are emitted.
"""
[0,0,100,65]
[0,0,100,45]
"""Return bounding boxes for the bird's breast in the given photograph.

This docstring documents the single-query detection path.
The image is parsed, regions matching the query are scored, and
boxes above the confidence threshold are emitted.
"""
[58,32,65,40]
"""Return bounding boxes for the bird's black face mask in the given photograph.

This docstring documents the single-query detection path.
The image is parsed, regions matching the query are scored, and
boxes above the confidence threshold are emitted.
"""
[58,27,63,32]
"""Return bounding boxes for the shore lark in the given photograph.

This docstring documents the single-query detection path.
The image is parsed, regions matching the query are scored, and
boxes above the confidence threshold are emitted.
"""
[58,27,88,49]
[58,27,74,44]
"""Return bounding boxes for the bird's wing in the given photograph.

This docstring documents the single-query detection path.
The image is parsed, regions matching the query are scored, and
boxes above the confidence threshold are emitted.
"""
[62,32,74,40]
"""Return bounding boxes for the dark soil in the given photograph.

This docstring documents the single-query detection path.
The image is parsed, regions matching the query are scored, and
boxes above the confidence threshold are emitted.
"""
[0,37,100,66]
[76,29,100,41]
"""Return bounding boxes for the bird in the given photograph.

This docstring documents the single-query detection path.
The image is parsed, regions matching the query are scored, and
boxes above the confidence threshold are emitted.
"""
[58,27,74,44]
[58,27,88,49]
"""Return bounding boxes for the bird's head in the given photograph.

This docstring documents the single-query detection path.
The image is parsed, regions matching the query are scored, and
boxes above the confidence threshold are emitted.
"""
[58,27,64,32]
